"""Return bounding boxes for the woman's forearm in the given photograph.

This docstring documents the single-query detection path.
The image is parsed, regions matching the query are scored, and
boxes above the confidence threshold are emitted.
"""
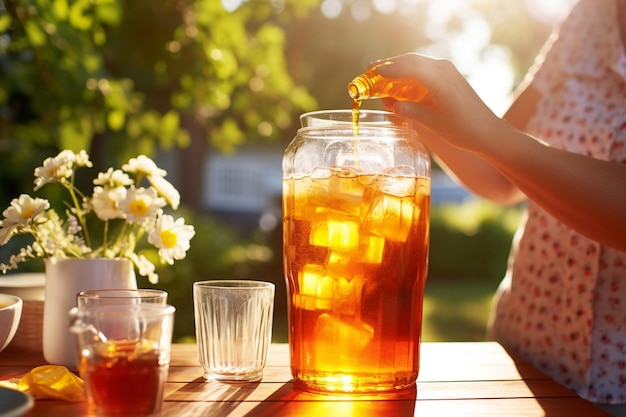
[480,124,626,251]
[415,126,526,205]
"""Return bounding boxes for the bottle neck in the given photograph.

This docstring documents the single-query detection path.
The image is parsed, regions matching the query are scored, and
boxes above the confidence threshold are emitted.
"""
[347,75,373,100]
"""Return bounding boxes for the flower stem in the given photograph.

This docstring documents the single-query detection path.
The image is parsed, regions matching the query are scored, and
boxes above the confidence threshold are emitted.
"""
[63,175,92,249]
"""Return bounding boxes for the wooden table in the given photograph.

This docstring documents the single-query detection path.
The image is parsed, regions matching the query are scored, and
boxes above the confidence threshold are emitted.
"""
[0,342,610,416]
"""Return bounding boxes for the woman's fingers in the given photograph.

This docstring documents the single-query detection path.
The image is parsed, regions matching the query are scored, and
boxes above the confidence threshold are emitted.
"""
[365,53,503,153]
[374,54,449,91]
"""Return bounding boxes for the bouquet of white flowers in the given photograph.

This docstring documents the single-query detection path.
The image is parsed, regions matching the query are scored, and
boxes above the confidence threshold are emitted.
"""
[0,150,195,283]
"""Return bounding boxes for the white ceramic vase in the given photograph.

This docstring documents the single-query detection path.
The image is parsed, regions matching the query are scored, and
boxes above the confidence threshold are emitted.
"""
[43,257,137,368]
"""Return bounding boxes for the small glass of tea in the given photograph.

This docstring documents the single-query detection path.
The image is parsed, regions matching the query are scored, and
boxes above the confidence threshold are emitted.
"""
[69,303,175,416]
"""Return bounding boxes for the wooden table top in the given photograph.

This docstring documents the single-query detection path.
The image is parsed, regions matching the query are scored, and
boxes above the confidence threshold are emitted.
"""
[0,342,611,416]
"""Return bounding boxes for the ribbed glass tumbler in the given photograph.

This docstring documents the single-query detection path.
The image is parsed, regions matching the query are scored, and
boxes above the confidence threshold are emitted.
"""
[193,280,275,382]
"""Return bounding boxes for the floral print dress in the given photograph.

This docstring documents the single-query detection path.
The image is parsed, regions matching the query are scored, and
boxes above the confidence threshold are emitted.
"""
[489,0,626,405]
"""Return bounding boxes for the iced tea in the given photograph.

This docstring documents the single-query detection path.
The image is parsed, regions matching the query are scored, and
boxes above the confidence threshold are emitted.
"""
[283,166,430,393]
[79,339,166,416]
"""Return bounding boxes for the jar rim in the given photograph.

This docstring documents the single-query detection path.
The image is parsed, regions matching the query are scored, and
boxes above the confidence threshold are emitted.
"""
[300,109,414,130]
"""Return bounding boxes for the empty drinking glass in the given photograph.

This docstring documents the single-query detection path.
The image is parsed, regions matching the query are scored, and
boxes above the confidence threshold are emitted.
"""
[193,280,275,382]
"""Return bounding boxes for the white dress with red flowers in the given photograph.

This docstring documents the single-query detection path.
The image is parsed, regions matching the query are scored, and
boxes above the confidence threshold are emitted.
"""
[489,0,626,405]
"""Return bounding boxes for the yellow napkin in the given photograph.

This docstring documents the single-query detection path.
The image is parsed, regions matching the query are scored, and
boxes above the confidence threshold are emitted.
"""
[0,365,85,402]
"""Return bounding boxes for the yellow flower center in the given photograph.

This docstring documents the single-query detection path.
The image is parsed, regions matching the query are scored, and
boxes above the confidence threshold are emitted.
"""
[160,229,178,248]
[21,207,35,219]
[129,199,149,216]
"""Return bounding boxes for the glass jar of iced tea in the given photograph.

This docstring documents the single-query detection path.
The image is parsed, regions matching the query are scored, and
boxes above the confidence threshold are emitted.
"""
[282,109,431,393]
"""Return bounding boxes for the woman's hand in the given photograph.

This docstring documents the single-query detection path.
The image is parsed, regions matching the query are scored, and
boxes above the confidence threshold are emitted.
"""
[372,53,511,156]
[366,53,526,205]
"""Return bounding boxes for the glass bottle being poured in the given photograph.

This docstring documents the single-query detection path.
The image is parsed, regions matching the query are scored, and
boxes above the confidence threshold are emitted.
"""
[348,61,428,102]
[348,61,428,127]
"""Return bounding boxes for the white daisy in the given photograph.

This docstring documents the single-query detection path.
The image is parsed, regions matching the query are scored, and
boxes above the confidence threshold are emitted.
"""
[122,155,167,177]
[93,168,133,188]
[148,213,195,265]
[74,150,92,168]
[0,194,50,230]
[129,253,159,284]
[119,186,166,223]
[34,155,72,190]
[0,227,13,247]
[91,186,126,221]
[148,175,181,210]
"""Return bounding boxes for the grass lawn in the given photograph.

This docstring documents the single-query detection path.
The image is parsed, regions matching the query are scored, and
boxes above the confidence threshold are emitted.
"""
[421,276,501,342]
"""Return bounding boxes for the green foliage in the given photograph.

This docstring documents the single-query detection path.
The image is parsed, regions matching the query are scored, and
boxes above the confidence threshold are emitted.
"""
[422,278,498,342]
[429,200,523,280]
[0,0,319,197]
[423,200,524,341]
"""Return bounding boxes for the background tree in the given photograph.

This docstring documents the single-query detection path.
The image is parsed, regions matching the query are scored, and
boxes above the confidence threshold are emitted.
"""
[0,0,319,206]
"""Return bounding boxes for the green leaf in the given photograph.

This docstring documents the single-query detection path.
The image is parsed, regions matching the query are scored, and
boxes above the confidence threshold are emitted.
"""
[59,116,93,152]
[52,0,69,20]
[69,0,93,30]
[176,130,191,148]
[107,109,125,131]
[92,25,107,46]
[161,110,179,134]
[0,13,12,33]
[159,110,180,148]
[141,111,160,133]
[95,0,122,25]
[24,21,47,46]
[211,118,245,151]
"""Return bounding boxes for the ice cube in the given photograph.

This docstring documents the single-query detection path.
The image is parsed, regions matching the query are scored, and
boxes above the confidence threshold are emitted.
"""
[130,339,159,361]
[326,252,367,282]
[310,219,359,251]
[313,313,374,372]
[331,277,363,316]
[333,166,360,178]
[381,175,416,198]
[92,339,118,358]
[288,177,319,220]
[299,169,367,220]
[415,176,431,201]
[311,167,333,179]
[359,234,385,264]
[310,221,329,247]
[327,252,353,279]
[365,193,417,243]
[297,264,334,310]
[382,165,417,178]
[328,168,366,217]
[300,265,327,294]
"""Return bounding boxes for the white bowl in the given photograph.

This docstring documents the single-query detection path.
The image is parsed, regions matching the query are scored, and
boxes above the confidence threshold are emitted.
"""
[0,273,45,301]
[0,294,23,352]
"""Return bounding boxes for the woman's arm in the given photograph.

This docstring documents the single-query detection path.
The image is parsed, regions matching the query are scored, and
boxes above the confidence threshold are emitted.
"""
[377,58,539,205]
[376,53,626,251]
